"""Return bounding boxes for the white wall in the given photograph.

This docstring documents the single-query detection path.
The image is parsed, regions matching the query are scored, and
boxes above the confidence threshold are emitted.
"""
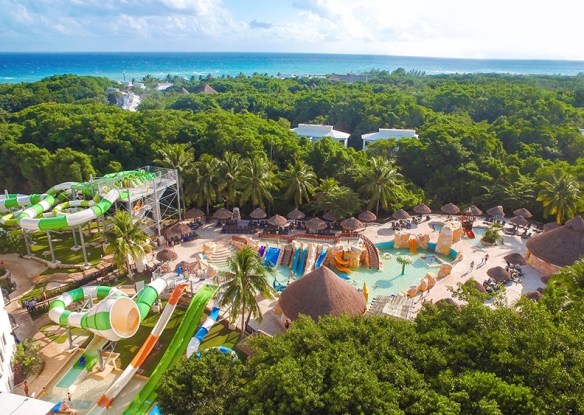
[0,289,16,393]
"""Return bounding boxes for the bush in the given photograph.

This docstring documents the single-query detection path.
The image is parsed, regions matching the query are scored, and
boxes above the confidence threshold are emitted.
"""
[0,228,20,253]
[11,339,43,382]
[481,224,503,244]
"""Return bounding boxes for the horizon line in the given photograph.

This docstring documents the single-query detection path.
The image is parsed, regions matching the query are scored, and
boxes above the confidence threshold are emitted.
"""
[1,50,584,63]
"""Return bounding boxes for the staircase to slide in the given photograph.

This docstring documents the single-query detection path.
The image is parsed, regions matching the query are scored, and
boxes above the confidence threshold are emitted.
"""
[280,246,294,267]
[206,243,236,265]
[360,235,381,270]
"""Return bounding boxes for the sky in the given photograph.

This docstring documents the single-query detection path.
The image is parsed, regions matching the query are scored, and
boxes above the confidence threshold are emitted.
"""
[1,0,584,60]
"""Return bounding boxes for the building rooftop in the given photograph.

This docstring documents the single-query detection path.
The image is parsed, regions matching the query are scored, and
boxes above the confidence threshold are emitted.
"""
[361,128,418,140]
[292,124,350,140]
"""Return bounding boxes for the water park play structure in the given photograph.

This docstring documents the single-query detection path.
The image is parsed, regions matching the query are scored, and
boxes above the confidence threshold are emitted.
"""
[44,263,231,415]
[0,167,180,266]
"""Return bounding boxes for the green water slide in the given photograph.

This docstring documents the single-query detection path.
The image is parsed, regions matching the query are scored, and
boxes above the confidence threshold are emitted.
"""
[123,284,218,415]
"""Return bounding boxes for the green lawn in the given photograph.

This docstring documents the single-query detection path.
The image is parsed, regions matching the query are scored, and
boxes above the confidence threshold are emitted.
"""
[20,282,48,302]
[115,306,243,377]
[39,323,88,344]
[116,304,186,377]
[29,229,104,266]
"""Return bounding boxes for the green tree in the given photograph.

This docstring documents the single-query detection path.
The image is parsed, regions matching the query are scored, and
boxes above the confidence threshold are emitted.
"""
[104,211,150,280]
[313,179,362,219]
[153,143,195,216]
[279,160,317,207]
[217,246,274,339]
[191,154,222,214]
[359,157,402,216]
[158,350,243,415]
[239,156,278,209]
[537,172,581,224]
[11,339,43,381]
[219,152,242,209]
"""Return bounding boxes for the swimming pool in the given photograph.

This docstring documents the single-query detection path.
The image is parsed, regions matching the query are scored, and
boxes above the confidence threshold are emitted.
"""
[223,243,458,302]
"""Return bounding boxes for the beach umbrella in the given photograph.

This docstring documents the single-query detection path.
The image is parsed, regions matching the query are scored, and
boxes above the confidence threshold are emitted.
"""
[509,216,529,227]
[268,214,288,227]
[486,205,505,217]
[525,291,543,300]
[213,208,233,220]
[323,211,337,222]
[287,208,306,220]
[392,209,411,220]
[487,266,511,282]
[249,207,267,219]
[543,222,560,232]
[513,208,533,219]
[156,249,178,262]
[413,203,432,214]
[503,252,527,265]
[441,203,460,215]
[358,210,377,223]
[185,207,205,219]
[305,217,328,231]
[340,217,364,231]
[163,222,191,239]
[466,205,483,215]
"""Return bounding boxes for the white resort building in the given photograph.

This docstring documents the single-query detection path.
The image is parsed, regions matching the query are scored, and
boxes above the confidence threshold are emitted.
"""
[0,289,16,393]
[292,124,350,147]
[361,128,418,149]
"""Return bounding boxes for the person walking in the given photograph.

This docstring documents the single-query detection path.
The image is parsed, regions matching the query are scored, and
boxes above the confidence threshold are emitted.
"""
[484,254,489,263]
[67,391,72,402]
[470,261,475,270]
[23,381,29,397]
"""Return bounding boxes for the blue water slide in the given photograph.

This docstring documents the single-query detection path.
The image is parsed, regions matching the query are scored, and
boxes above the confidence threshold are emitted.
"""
[263,247,281,267]
[273,279,286,292]
[297,248,308,275]
[186,306,221,358]
[258,245,266,257]
[337,273,351,281]
[315,248,328,268]
[291,248,301,274]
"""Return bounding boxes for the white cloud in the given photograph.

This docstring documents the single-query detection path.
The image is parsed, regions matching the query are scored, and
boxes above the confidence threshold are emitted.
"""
[0,0,583,59]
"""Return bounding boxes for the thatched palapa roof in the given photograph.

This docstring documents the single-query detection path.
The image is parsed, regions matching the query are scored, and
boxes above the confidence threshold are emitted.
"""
[413,204,431,214]
[358,210,377,223]
[305,217,327,231]
[287,208,306,220]
[323,211,337,222]
[513,208,533,218]
[249,207,267,219]
[486,205,505,217]
[392,209,411,220]
[509,216,529,227]
[163,222,191,238]
[466,205,483,215]
[156,249,178,262]
[526,216,584,267]
[441,203,460,215]
[503,253,527,265]
[268,214,288,227]
[340,217,364,231]
[213,208,233,220]
[185,207,205,219]
[487,266,511,282]
[279,266,366,321]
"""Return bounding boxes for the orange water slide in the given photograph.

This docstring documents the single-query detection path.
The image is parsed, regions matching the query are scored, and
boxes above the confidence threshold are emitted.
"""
[409,238,418,254]
[335,251,351,273]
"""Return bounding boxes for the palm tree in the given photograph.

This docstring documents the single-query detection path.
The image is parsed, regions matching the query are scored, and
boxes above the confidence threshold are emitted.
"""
[216,247,275,339]
[279,161,317,207]
[537,173,581,224]
[153,143,195,216]
[191,154,222,214]
[359,157,402,216]
[396,255,413,275]
[104,211,151,280]
[239,156,278,209]
[220,152,242,209]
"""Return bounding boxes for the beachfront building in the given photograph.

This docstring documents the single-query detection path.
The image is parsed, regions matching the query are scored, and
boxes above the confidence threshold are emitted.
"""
[0,289,16,393]
[278,266,366,323]
[361,128,418,150]
[291,124,350,147]
[525,216,584,275]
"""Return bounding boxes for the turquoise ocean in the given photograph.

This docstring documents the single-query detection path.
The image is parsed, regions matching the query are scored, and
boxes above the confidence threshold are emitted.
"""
[1,52,584,84]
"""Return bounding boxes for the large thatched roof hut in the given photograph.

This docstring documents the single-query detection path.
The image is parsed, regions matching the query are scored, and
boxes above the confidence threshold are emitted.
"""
[279,266,366,321]
[526,216,584,275]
